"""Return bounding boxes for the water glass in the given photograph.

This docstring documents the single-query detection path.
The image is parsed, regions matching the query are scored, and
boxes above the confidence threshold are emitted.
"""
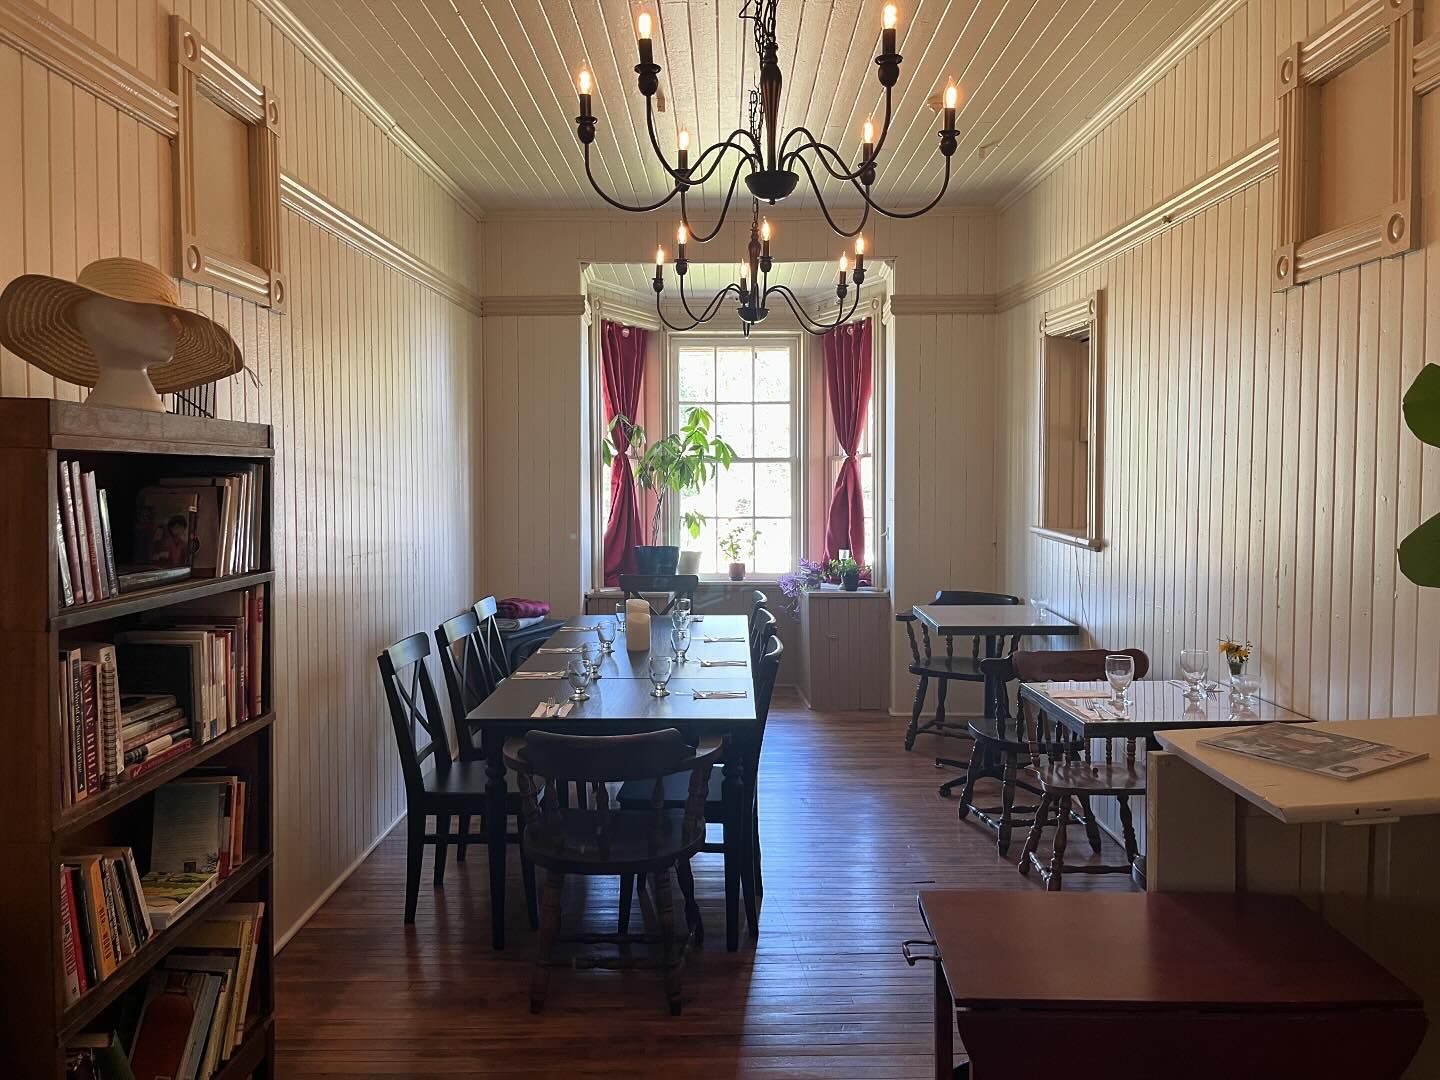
[1231,671,1261,707]
[648,652,675,697]
[564,657,592,702]
[580,639,601,680]
[1105,653,1135,706]
[675,597,692,622]
[614,602,627,634]
[1179,648,1209,698]
[670,623,691,663]
[595,618,616,654]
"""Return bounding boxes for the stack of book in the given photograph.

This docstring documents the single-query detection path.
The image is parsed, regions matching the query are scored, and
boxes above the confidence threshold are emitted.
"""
[58,586,267,808]
[64,902,265,1080]
[56,460,121,608]
[136,466,264,579]
[60,773,250,1007]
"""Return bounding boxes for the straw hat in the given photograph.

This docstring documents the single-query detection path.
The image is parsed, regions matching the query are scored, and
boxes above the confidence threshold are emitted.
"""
[0,258,244,394]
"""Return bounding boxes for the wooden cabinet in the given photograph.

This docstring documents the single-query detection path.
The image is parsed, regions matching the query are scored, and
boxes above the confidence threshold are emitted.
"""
[795,589,890,711]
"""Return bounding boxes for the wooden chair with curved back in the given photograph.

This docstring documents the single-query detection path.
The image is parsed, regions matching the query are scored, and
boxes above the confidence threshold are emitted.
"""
[1011,648,1150,890]
[504,728,724,1015]
[749,605,778,673]
[620,574,699,616]
[470,596,513,685]
[896,590,1024,752]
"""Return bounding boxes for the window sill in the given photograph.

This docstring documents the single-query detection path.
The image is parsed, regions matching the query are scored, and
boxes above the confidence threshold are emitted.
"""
[1030,525,1105,551]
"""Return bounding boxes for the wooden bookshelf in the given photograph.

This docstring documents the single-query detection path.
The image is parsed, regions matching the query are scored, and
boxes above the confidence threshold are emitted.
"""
[0,399,276,1079]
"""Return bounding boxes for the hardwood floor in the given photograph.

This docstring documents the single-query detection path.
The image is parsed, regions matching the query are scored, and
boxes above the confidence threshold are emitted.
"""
[275,692,1135,1078]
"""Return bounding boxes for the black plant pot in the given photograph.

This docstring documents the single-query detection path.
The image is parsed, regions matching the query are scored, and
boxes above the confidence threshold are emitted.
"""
[633,545,680,575]
[841,570,860,592]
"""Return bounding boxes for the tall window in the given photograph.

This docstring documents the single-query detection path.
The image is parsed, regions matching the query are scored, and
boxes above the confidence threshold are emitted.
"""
[675,338,799,576]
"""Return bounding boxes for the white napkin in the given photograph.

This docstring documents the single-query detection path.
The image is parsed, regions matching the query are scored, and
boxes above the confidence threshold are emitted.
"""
[693,689,748,699]
[702,635,746,643]
[1044,686,1112,700]
[529,701,575,718]
[537,646,585,654]
[699,659,746,668]
[509,671,565,680]
[554,626,593,632]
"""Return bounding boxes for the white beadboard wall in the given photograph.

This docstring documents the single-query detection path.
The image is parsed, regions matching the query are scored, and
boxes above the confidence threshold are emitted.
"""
[0,0,483,939]
[479,209,999,713]
[994,0,1440,842]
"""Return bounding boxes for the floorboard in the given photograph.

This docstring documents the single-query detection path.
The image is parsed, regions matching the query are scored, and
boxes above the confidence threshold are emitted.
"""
[275,692,1135,1078]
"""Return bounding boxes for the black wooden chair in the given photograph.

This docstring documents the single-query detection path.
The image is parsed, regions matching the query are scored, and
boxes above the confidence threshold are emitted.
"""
[470,596,513,686]
[434,611,537,889]
[749,605,778,674]
[504,728,723,1015]
[749,589,769,625]
[897,590,1023,752]
[620,574,699,616]
[378,632,534,924]
[616,635,784,942]
[1012,648,1151,890]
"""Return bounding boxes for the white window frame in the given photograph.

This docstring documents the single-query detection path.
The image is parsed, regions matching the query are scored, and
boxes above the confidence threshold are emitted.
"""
[667,332,806,581]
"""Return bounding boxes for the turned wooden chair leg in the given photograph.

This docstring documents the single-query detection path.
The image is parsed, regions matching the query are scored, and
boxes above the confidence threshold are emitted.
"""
[521,852,539,929]
[652,868,683,1016]
[1019,792,1051,876]
[1046,795,1070,892]
[456,813,469,862]
[1080,797,1103,854]
[1118,794,1140,862]
[905,674,929,750]
[934,677,950,725]
[618,873,635,933]
[956,738,987,821]
[432,812,450,888]
[403,812,424,924]
[675,857,703,947]
[531,870,564,1014]
[997,751,1018,856]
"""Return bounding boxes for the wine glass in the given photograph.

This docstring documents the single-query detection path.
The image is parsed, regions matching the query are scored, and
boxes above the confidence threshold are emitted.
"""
[580,639,601,680]
[614,602,627,634]
[670,623,691,663]
[1105,653,1135,707]
[675,597,692,623]
[595,617,616,654]
[1231,671,1261,708]
[564,657,592,702]
[1179,648,1209,698]
[647,652,675,697]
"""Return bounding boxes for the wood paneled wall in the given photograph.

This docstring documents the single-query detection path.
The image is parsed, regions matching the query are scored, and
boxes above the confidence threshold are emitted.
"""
[994,0,1440,841]
[0,0,483,941]
[478,209,998,712]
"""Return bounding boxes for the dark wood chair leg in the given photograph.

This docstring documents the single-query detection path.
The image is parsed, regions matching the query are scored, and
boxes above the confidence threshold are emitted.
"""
[531,870,564,1014]
[675,857,703,947]
[1080,797,1103,854]
[456,813,469,862]
[905,674,929,750]
[404,812,424,924]
[618,873,635,933]
[934,677,949,724]
[1047,795,1070,891]
[652,868,683,1016]
[956,738,987,821]
[751,800,763,901]
[1018,792,1051,876]
[432,812,450,888]
[722,756,741,952]
[997,751,1018,856]
[521,853,539,929]
[1117,794,1140,862]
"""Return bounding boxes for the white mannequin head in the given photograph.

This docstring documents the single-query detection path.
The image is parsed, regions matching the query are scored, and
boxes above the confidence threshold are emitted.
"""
[73,294,179,411]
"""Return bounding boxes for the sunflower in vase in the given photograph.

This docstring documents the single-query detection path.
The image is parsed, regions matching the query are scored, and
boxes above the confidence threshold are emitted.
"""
[1217,638,1252,676]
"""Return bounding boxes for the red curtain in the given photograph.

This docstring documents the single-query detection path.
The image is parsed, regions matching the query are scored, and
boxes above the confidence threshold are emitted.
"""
[823,317,873,564]
[601,320,648,586]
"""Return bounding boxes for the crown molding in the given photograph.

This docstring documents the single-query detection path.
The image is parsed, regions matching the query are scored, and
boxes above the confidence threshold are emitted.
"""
[889,294,997,316]
[480,295,588,318]
[998,136,1278,310]
[0,0,179,134]
[997,0,1250,212]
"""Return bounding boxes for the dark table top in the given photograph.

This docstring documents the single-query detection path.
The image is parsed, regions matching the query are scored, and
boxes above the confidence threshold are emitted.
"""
[1018,678,1310,740]
[912,603,1081,637]
[918,890,1420,1011]
[467,675,756,732]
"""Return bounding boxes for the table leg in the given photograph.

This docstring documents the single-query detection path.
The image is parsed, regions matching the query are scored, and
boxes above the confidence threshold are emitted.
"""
[934,960,956,1080]
[722,750,742,952]
[484,732,507,950]
[738,740,759,937]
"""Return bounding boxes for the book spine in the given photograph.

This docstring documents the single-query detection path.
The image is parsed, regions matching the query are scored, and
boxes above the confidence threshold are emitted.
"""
[80,663,101,799]
[79,470,109,600]
[66,865,97,990]
[126,738,194,780]
[84,859,118,978]
[124,732,181,767]
[59,655,73,807]
[233,906,262,1047]
[122,716,188,753]
[98,860,131,961]
[249,586,264,717]
[56,502,74,607]
[64,461,95,604]
[124,848,154,940]
[99,652,120,788]
[97,489,119,597]
[70,652,86,802]
[60,868,83,1004]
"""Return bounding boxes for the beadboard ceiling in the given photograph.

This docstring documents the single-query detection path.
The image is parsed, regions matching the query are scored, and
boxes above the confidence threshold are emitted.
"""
[588,257,892,301]
[285,0,1212,211]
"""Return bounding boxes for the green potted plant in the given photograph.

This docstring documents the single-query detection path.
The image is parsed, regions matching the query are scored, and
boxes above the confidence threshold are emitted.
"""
[1400,364,1440,586]
[829,555,862,591]
[603,406,735,575]
[719,523,758,581]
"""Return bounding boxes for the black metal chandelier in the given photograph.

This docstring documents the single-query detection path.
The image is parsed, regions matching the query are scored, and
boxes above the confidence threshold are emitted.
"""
[573,1,961,243]
[651,206,866,336]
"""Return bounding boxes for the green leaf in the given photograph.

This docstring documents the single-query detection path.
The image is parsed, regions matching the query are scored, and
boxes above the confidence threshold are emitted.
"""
[1403,364,1440,448]
[601,442,613,467]
[1399,512,1440,588]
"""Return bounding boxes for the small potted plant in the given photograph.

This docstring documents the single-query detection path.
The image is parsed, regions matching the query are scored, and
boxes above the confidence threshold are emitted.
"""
[829,555,862,591]
[1218,637,1251,677]
[719,523,758,581]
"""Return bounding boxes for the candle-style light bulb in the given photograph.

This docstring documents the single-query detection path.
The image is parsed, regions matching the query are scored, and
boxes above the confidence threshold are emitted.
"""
[637,11,652,38]
[678,129,690,151]
[881,4,898,55]
[677,127,690,170]
[761,219,771,242]
[578,69,592,95]
[863,119,875,145]
[883,4,898,30]
[656,246,665,267]
[944,82,959,110]
[855,236,865,257]
[677,223,688,245]
[839,253,849,274]
[636,11,654,67]
[577,68,594,123]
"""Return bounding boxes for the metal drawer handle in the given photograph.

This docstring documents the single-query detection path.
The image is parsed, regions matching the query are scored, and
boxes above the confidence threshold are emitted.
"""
[901,938,939,966]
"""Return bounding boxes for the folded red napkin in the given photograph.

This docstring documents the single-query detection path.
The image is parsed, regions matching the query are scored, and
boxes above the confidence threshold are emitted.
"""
[498,597,551,619]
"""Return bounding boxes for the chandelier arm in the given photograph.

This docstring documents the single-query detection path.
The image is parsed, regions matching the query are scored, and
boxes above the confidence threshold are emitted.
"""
[767,282,856,336]
[662,277,741,331]
[779,85,894,176]
[786,155,872,238]
[643,95,682,180]
[793,148,954,222]
[687,130,763,185]
[678,159,751,244]
[585,146,681,212]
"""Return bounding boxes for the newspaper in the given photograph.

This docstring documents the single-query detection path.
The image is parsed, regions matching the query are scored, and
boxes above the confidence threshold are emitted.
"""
[1199,723,1427,780]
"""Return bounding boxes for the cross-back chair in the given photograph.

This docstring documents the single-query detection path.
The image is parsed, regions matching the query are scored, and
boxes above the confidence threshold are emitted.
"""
[379,632,535,925]
[620,574,699,616]
[749,605,778,674]
[1012,648,1150,890]
[470,596,513,685]
[505,728,723,1015]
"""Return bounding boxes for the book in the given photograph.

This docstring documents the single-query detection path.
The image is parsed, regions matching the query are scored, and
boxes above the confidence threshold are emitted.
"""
[1199,723,1431,780]
[60,867,84,1004]
[125,738,195,781]
[80,470,111,600]
[79,661,101,800]
[65,861,100,988]
[124,732,186,767]
[120,693,180,725]
[139,872,217,931]
[117,632,214,741]
[78,644,121,788]
[57,501,75,607]
[129,971,198,1080]
[162,954,238,1074]
[69,461,98,604]
[116,564,193,593]
[58,461,87,604]
[176,902,264,1053]
[97,489,120,598]
[63,1032,134,1080]
[133,487,200,570]
[122,712,188,752]
[72,854,119,980]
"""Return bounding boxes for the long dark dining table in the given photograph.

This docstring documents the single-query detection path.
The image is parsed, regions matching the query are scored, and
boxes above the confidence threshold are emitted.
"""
[466,614,758,952]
